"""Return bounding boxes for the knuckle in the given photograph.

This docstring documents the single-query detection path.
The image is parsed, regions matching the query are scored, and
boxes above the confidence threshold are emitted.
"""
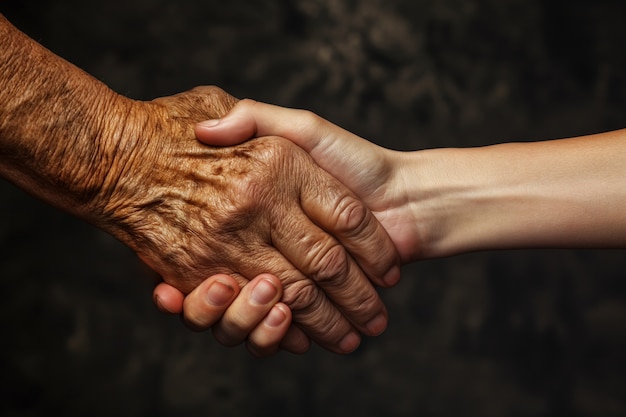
[227,177,262,211]
[190,85,238,117]
[332,194,369,236]
[307,241,349,285]
[189,84,226,97]
[209,177,266,226]
[236,98,259,112]
[212,317,248,347]
[282,280,354,345]
[246,330,280,357]
[348,289,381,317]
[281,280,321,312]
[223,322,247,342]
[183,308,212,331]
[251,136,294,162]
[299,306,351,344]
[212,328,241,347]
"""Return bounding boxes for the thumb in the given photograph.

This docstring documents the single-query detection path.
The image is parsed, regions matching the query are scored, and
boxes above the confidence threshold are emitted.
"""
[195,103,259,146]
[195,99,332,152]
[195,99,390,197]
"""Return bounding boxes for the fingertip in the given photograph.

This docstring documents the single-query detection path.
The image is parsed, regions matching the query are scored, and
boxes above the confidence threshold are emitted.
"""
[153,294,168,313]
[365,313,388,336]
[153,282,184,314]
[383,265,401,287]
[264,303,291,328]
[338,332,361,354]
[194,121,228,145]
[195,112,256,146]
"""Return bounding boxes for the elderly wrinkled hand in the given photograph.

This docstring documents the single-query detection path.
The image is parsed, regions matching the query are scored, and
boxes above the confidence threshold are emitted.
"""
[109,89,398,353]
[1,13,399,355]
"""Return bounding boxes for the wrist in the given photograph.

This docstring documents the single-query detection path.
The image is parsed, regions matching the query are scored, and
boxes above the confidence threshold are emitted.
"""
[396,148,457,258]
[400,147,498,258]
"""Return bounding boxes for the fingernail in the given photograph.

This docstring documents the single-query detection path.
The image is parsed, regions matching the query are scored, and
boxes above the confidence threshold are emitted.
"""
[264,305,287,328]
[206,281,235,307]
[383,266,401,286]
[251,278,278,305]
[339,332,361,353]
[366,314,387,336]
[198,119,221,128]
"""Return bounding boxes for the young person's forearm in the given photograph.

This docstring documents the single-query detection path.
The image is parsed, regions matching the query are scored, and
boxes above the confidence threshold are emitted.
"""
[0,14,134,219]
[411,129,626,257]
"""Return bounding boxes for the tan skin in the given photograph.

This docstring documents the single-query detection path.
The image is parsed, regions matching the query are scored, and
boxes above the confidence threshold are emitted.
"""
[0,14,401,354]
[158,272,295,357]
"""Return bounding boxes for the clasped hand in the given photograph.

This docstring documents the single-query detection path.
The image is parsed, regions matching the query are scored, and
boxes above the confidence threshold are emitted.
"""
[103,88,399,355]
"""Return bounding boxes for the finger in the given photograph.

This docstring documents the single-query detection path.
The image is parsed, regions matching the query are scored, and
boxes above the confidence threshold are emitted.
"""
[302,171,400,288]
[245,303,292,357]
[182,274,240,331]
[196,99,357,155]
[153,282,185,314]
[239,248,362,354]
[195,111,256,146]
[211,274,283,346]
[272,207,388,340]
[156,273,306,355]
[279,325,311,354]
[196,100,391,194]
[282,281,361,354]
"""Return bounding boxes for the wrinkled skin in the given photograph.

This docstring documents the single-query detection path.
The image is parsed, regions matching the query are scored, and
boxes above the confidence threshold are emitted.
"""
[95,87,397,353]
[0,16,398,354]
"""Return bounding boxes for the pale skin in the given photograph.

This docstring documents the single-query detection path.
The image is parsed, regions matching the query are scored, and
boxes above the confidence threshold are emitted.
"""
[0,14,402,355]
[155,99,626,356]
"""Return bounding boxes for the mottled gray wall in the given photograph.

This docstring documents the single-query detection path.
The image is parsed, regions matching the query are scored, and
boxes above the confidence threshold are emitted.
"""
[1,1,625,416]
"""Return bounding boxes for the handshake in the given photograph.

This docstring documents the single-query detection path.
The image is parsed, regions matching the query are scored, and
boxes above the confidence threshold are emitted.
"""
[147,92,414,357]
[3,14,625,359]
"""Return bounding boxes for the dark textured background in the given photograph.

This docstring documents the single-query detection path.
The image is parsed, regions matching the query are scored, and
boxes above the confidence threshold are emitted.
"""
[1,1,625,416]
